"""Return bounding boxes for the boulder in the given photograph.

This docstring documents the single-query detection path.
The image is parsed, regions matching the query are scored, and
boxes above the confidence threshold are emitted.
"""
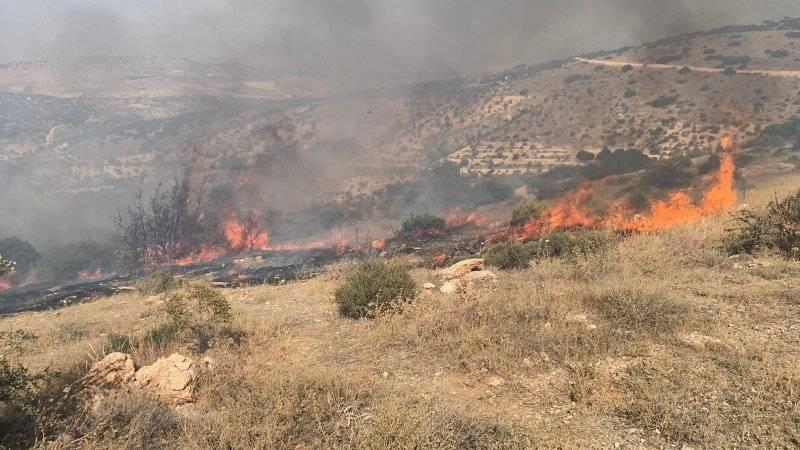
[423,282,436,290]
[83,352,135,389]
[439,280,461,294]
[680,332,723,351]
[461,270,498,283]
[134,353,196,405]
[439,258,485,280]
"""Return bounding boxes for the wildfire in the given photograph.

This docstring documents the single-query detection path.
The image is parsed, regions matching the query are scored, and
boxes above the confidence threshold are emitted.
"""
[371,239,385,250]
[78,267,105,281]
[0,278,12,291]
[519,136,738,239]
[433,253,449,266]
[223,210,270,251]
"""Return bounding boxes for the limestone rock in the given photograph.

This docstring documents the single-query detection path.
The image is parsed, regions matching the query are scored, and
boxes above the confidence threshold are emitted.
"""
[439,280,461,294]
[134,353,196,405]
[83,352,135,388]
[439,258,484,280]
[486,376,506,387]
[423,282,436,290]
[461,270,497,283]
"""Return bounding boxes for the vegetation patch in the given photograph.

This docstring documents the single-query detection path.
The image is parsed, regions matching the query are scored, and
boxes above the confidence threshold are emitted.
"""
[135,271,180,295]
[727,189,800,258]
[335,260,417,319]
[583,286,687,335]
[399,214,447,238]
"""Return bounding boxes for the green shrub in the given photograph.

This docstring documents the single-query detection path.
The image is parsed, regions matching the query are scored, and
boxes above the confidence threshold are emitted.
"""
[400,214,447,237]
[0,357,45,445]
[484,241,533,269]
[136,271,180,295]
[727,190,800,258]
[163,283,232,329]
[528,231,611,259]
[335,260,417,319]
[162,283,239,350]
[510,200,546,227]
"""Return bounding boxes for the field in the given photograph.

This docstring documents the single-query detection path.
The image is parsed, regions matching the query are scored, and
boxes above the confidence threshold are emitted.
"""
[2,172,799,449]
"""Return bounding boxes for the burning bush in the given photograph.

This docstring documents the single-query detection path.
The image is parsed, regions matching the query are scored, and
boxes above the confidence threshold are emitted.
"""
[335,260,417,319]
[400,214,447,238]
[727,189,800,258]
[114,172,212,270]
[510,200,546,228]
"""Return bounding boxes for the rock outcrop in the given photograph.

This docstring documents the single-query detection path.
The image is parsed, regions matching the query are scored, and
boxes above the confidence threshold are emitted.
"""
[82,352,136,389]
[134,353,196,405]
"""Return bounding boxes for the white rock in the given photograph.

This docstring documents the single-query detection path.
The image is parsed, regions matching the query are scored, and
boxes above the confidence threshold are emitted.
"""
[134,353,196,405]
[423,282,436,290]
[83,352,135,388]
[486,376,506,387]
[439,258,485,280]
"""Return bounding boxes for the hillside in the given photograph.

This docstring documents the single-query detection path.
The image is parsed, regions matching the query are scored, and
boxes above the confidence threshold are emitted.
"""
[4,19,800,242]
[1,170,798,448]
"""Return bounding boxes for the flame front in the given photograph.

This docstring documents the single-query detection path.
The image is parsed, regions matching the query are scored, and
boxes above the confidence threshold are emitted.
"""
[519,136,738,238]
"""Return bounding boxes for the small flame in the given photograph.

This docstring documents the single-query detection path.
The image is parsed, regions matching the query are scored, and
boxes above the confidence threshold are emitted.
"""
[0,278,12,291]
[371,239,385,250]
[433,253,449,266]
[78,267,105,281]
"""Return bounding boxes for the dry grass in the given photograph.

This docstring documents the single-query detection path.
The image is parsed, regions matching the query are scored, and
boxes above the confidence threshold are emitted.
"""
[2,173,800,448]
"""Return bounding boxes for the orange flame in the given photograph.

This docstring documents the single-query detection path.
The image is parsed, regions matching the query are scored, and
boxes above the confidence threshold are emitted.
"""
[371,239,386,250]
[78,267,105,281]
[519,135,738,238]
[433,253,449,266]
[0,278,12,291]
[223,210,270,252]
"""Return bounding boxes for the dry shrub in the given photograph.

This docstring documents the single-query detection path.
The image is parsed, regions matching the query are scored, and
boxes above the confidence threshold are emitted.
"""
[183,365,371,449]
[71,391,181,449]
[583,286,688,335]
[334,260,417,319]
[182,359,531,449]
[617,355,800,448]
[366,276,613,373]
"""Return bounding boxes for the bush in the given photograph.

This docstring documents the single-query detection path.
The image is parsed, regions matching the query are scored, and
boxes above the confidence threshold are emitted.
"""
[484,241,533,269]
[727,189,800,258]
[528,231,611,259]
[648,95,679,108]
[335,260,417,319]
[510,200,546,227]
[584,287,687,334]
[641,156,694,190]
[400,214,446,237]
[162,283,240,350]
[0,254,14,277]
[0,237,40,281]
[136,271,180,295]
[0,357,45,445]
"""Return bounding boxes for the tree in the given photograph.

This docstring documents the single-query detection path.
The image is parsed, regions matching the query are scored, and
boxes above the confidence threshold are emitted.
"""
[113,170,211,271]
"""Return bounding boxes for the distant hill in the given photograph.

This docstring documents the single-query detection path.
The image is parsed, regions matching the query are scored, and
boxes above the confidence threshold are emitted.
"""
[3,18,800,241]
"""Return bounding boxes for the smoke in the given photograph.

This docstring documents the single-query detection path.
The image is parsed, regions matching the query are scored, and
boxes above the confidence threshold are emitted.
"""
[3,1,800,87]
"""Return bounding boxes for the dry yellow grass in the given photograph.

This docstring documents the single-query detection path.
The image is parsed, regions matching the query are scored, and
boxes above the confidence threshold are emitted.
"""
[2,171,800,448]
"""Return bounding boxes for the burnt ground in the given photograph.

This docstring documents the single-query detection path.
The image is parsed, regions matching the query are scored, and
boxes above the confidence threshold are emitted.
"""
[0,224,491,316]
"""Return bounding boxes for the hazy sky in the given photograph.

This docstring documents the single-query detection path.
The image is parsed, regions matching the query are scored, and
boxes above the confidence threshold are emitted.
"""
[2,0,800,80]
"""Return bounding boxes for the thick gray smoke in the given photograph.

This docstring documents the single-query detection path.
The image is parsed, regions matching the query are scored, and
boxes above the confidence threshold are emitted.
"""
[3,0,800,88]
